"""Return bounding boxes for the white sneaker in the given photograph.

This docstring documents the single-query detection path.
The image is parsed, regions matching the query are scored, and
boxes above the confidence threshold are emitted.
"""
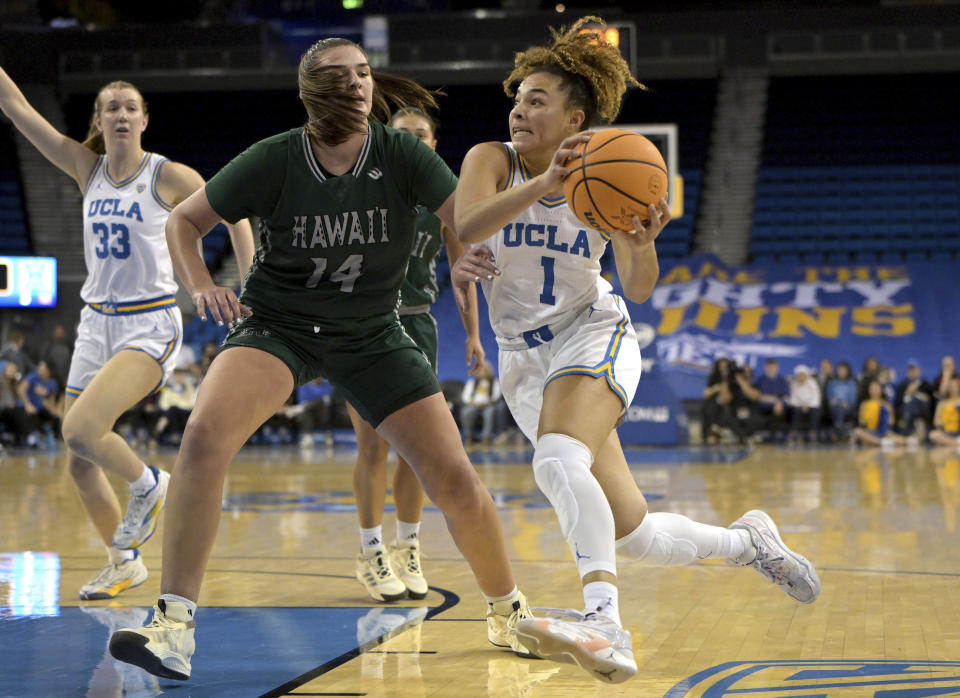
[515,610,637,684]
[389,541,428,600]
[729,509,821,603]
[356,547,407,602]
[78,554,148,600]
[486,591,537,658]
[109,598,195,681]
[113,466,170,550]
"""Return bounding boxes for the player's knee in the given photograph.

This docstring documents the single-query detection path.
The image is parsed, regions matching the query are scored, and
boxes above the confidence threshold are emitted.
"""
[61,412,100,459]
[616,516,697,566]
[66,451,98,482]
[425,461,485,514]
[532,455,580,539]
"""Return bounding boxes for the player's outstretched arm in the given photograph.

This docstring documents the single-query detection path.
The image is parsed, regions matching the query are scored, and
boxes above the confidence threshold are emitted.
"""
[0,66,97,187]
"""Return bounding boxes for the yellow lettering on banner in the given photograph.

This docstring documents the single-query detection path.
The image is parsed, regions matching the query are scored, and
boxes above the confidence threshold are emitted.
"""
[692,301,725,330]
[660,266,693,285]
[734,307,766,335]
[804,267,820,282]
[852,303,915,336]
[733,270,763,284]
[877,266,909,281]
[769,307,845,338]
[658,305,688,335]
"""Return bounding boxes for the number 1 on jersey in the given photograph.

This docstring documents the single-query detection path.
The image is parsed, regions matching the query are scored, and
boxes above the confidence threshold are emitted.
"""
[539,255,556,305]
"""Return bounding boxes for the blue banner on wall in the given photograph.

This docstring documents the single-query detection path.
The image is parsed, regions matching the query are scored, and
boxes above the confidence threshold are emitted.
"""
[614,254,960,407]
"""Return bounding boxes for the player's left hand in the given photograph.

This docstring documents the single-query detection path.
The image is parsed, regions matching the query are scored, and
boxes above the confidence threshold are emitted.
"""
[624,197,670,246]
[465,336,486,376]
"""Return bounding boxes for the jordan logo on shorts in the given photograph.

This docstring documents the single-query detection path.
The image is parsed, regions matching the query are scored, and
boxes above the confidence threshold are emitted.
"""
[522,324,554,348]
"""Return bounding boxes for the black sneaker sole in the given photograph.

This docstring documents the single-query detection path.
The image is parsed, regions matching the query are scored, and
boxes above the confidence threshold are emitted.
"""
[109,631,189,681]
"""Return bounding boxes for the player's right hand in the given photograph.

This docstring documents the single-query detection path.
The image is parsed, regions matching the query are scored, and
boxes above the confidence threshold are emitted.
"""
[192,285,253,327]
[451,245,499,312]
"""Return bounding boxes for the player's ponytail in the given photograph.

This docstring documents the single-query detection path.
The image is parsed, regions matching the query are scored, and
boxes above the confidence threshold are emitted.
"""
[298,38,440,146]
[82,80,147,154]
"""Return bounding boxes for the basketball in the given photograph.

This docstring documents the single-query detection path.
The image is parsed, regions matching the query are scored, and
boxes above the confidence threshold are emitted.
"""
[562,128,669,233]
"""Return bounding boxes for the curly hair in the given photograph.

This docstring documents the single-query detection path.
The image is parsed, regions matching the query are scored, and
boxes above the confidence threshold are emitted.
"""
[298,38,441,146]
[503,16,643,128]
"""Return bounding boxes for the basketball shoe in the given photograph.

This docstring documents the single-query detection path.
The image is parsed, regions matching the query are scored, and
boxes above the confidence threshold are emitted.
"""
[113,466,170,550]
[728,509,821,603]
[515,610,637,684]
[356,547,407,602]
[487,591,537,658]
[389,541,428,600]
[109,598,195,681]
[78,552,148,600]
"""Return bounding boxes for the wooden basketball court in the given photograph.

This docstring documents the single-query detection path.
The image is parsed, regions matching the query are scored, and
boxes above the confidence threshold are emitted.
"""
[2,442,960,696]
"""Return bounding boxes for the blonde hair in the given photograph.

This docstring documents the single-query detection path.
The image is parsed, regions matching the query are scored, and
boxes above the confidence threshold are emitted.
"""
[298,38,441,146]
[81,80,147,154]
[503,16,643,128]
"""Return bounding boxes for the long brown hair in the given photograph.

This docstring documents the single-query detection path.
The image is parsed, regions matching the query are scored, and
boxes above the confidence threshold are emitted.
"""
[504,16,642,128]
[298,38,441,146]
[81,81,148,154]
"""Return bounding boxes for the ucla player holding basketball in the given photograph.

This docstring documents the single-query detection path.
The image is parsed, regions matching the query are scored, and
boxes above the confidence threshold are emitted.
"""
[350,107,485,604]
[108,38,533,680]
[452,17,821,683]
[0,67,253,600]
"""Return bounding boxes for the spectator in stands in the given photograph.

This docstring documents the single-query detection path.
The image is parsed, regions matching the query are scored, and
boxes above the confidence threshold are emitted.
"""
[787,365,821,445]
[816,358,834,438]
[752,358,790,440]
[151,368,197,445]
[933,355,957,401]
[0,360,26,448]
[0,329,34,375]
[857,356,882,404]
[826,361,857,441]
[929,377,960,448]
[460,360,502,447]
[877,367,896,404]
[40,324,73,389]
[701,357,750,445]
[289,378,334,449]
[894,360,933,440]
[0,64,254,601]
[853,379,905,448]
[17,359,60,448]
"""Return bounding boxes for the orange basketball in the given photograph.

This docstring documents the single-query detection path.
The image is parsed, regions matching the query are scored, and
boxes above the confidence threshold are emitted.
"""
[562,129,668,233]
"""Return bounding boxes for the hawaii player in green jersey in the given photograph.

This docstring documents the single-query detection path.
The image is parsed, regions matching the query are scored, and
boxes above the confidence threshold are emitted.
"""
[349,107,485,604]
[108,38,533,680]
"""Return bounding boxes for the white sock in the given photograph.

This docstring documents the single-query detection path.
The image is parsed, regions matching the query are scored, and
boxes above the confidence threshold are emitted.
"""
[160,593,197,617]
[360,526,384,552]
[617,512,754,565]
[396,520,420,545]
[533,433,616,578]
[484,585,519,607]
[107,546,135,565]
[583,580,621,627]
[129,464,156,495]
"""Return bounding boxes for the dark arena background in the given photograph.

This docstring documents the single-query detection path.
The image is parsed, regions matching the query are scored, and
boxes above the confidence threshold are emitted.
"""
[2,1,960,696]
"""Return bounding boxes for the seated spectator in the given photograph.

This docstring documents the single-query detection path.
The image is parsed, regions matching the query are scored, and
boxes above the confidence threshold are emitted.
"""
[460,360,501,447]
[929,377,960,448]
[826,361,858,441]
[0,329,35,376]
[40,324,73,390]
[752,358,790,441]
[877,367,897,404]
[0,360,26,448]
[17,360,60,449]
[788,365,821,445]
[857,356,882,404]
[151,368,197,445]
[932,355,957,402]
[286,377,335,448]
[853,379,905,448]
[815,358,835,437]
[701,357,750,444]
[895,360,933,440]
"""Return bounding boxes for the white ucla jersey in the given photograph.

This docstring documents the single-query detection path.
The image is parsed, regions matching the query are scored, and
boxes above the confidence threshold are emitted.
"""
[479,143,614,349]
[80,152,178,304]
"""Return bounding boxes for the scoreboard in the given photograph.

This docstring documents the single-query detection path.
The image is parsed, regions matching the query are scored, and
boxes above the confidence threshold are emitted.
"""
[0,256,57,308]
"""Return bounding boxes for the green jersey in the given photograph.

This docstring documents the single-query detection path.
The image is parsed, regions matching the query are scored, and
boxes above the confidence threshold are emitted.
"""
[205,123,457,324]
[399,206,444,309]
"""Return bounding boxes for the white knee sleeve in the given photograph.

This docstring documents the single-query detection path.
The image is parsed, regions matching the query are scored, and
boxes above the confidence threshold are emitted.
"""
[532,433,615,578]
[616,512,747,566]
